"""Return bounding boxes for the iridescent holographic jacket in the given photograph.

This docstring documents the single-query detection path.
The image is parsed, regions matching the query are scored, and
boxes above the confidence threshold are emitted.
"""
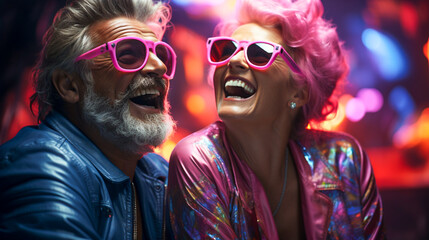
[167,121,384,239]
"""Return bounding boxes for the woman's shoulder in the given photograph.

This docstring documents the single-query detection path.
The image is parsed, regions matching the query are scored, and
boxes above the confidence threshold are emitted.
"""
[301,129,363,152]
[172,121,226,156]
[168,121,231,182]
[297,129,365,172]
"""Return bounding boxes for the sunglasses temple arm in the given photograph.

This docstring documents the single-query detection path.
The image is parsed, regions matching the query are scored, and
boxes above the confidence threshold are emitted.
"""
[75,43,108,62]
[279,50,303,75]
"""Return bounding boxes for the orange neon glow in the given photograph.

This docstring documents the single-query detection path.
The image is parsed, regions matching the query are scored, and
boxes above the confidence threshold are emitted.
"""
[309,94,352,131]
[370,109,429,188]
[183,87,218,127]
[154,139,177,160]
[209,0,237,20]
[393,108,429,149]
[364,0,399,27]
[368,146,429,188]
[424,38,429,61]
[170,26,206,85]
[183,55,205,85]
[186,93,206,115]
[416,108,429,140]
[319,102,346,130]
[154,128,192,160]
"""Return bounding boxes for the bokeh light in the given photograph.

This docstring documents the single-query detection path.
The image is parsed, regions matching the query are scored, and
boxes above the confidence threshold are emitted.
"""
[356,88,384,112]
[186,93,206,115]
[388,86,415,134]
[154,139,177,160]
[393,108,429,149]
[389,86,415,118]
[399,3,418,37]
[172,0,237,18]
[346,97,366,122]
[362,28,409,81]
[183,86,217,126]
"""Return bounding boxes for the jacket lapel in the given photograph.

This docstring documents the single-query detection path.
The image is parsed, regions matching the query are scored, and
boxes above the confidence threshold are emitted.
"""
[290,141,344,240]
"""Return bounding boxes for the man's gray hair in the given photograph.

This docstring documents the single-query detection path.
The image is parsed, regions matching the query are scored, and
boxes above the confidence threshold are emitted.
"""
[30,0,171,122]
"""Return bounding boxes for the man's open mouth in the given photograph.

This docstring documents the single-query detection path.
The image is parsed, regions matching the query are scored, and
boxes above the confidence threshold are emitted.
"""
[129,88,164,110]
[224,79,256,99]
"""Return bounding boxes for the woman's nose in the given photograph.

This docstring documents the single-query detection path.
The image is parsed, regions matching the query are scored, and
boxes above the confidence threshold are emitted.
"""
[228,50,249,71]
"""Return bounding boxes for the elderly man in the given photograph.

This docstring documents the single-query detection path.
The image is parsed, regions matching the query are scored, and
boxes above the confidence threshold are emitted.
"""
[0,0,176,239]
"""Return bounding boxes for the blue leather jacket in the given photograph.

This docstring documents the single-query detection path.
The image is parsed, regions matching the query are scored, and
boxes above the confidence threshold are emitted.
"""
[0,111,172,239]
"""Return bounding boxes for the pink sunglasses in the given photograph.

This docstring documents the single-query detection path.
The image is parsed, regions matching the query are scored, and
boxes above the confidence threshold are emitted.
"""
[75,36,177,79]
[207,37,303,74]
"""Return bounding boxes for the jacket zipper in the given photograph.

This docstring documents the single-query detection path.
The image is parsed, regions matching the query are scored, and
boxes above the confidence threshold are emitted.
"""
[162,184,168,240]
[131,182,137,240]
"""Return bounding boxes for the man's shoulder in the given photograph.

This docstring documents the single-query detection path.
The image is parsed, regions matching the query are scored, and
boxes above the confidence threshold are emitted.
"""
[1,124,64,159]
[0,123,93,182]
[142,152,169,168]
[139,152,169,178]
[0,127,106,240]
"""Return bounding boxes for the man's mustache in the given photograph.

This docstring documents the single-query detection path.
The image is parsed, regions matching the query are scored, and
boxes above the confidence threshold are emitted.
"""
[121,75,167,101]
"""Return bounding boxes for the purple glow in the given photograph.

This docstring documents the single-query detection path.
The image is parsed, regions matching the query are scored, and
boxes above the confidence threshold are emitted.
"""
[346,98,366,122]
[357,88,384,112]
[173,0,226,7]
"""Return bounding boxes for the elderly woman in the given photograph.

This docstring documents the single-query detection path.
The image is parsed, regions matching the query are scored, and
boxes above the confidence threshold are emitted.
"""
[167,0,384,239]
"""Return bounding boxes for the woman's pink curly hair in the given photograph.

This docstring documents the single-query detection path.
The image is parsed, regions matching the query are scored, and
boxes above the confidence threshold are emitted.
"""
[213,0,349,135]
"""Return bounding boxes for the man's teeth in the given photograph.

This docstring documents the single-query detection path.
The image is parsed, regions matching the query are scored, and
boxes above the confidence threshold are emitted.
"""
[225,80,255,94]
[131,88,160,98]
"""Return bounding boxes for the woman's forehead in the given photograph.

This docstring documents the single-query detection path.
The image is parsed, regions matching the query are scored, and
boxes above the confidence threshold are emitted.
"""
[231,23,283,44]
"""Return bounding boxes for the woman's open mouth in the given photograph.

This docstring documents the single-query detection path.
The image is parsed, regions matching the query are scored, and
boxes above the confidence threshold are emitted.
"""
[224,79,256,99]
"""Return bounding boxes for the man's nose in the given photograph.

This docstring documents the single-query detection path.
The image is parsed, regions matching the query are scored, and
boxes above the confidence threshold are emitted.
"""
[140,51,168,78]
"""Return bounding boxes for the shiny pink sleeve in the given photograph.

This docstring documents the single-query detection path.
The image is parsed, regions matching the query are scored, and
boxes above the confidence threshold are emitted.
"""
[358,148,385,239]
[167,133,238,239]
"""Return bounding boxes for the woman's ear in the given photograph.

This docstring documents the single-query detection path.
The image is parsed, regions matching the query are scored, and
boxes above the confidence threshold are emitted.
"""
[52,70,80,103]
[291,84,309,108]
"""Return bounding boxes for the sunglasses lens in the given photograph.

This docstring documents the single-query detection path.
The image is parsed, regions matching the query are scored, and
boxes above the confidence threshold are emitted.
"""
[210,40,238,63]
[247,42,274,66]
[115,39,147,70]
[155,44,174,77]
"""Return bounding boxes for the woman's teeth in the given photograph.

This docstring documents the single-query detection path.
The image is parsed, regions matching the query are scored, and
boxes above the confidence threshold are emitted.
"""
[225,80,255,95]
[224,79,256,99]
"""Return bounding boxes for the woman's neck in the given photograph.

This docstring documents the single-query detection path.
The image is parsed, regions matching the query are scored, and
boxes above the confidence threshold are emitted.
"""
[224,119,291,183]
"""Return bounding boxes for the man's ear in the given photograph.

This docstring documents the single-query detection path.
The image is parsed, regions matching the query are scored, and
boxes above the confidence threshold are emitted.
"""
[52,70,80,103]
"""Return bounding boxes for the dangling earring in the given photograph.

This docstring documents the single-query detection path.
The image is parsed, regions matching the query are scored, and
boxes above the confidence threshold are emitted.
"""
[289,101,297,109]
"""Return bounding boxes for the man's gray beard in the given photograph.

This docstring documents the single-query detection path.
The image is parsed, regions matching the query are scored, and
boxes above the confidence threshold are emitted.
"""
[81,76,175,155]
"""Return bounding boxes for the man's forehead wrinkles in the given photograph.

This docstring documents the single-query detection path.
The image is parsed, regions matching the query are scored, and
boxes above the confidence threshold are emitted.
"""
[90,18,157,45]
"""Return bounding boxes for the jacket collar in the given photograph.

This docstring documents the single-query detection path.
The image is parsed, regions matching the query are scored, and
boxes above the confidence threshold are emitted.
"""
[44,111,130,183]
[138,153,168,182]
[301,141,345,191]
[290,140,344,240]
